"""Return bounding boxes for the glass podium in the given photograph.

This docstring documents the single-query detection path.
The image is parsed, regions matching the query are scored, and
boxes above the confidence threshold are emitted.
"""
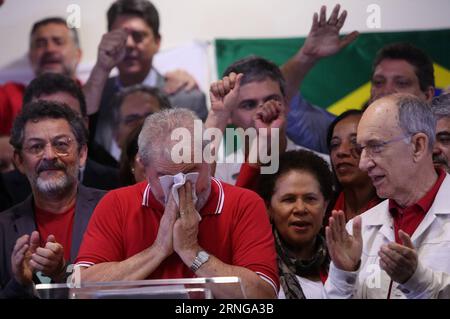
[35,276,245,299]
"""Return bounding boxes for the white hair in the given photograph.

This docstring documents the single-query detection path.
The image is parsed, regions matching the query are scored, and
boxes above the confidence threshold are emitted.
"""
[396,94,436,151]
[138,108,205,166]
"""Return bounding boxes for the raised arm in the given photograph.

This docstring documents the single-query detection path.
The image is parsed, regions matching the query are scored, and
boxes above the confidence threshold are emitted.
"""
[281,4,359,102]
[205,72,243,174]
[83,29,127,115]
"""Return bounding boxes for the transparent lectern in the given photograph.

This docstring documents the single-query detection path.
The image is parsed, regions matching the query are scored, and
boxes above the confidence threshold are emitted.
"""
[35,277,245,299]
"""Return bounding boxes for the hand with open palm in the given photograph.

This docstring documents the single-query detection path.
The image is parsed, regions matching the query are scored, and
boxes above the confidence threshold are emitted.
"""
[326,210,363,272]
[301,5,359,60]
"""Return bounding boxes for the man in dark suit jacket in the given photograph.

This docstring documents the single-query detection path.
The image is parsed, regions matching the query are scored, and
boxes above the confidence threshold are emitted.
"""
[89,0,207,157]
[0,185,104,298]
[0,101,105,298]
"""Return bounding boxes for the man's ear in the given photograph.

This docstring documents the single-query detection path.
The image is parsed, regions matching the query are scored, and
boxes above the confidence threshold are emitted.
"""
[411,132,429,162]
[424,86,435,103]
[13,151,26,174]
[78,144,88,168]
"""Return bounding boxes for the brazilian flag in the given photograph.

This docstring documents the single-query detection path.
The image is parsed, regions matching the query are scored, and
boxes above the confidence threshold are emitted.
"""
[215,29,450,115]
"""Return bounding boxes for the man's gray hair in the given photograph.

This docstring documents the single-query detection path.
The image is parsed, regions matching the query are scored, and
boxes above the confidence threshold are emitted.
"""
[431,93,450,120]
[138,108,204,166]
[396,94,436,151]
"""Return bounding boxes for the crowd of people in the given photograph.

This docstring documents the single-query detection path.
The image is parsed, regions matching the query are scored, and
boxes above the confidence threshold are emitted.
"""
[1,0,450,299]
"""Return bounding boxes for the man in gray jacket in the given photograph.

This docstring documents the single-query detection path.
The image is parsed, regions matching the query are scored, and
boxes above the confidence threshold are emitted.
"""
[0,101,105,298]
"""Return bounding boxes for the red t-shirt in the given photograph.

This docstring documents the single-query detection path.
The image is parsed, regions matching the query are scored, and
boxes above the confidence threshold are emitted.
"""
[34,204,75,262]
[0,82,25,135]
[389,169,446,244]
[76,178,279,293]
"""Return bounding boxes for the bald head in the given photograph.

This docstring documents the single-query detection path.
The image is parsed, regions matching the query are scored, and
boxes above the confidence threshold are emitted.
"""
[361,93,435,151]
[358,93,437,205]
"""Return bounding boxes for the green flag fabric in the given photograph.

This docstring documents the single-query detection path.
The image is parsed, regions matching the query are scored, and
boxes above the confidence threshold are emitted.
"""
[216,29,450,115]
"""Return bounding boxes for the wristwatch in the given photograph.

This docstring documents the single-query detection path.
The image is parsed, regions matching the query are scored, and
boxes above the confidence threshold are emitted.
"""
[190,250,210,272]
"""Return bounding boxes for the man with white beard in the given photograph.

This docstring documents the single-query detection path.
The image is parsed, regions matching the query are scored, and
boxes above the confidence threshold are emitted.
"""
[0,101,105,298]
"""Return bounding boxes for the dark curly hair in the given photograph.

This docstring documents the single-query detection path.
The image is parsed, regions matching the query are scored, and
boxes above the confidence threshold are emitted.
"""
[10,100,87,153]
[258,150,333,205]
[23,73,87,117]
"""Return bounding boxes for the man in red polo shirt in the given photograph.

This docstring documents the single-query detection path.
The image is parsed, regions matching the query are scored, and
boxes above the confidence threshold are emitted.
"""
[324,93,450,299]
[75,108,279,298]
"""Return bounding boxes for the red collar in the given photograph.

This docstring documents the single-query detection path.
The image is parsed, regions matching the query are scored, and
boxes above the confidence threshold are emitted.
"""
[141,177,224,216]
[389,169,446,216]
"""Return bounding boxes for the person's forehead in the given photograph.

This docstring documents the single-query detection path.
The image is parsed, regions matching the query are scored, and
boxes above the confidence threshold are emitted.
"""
[151,157,200,173]
[34,93,81,116]
[357,99,400,140]
[274,170,320,194]
[373,58,417,78]
[110,14,153,32]
[23,118,73,140]
[31,23,72,39]
[238,78,283,100]
[333,115,361,136]
[436,117,450,132]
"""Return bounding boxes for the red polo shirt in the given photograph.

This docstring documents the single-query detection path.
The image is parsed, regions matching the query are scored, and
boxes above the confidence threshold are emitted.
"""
[389,169,446,244]
[76,178,279,293]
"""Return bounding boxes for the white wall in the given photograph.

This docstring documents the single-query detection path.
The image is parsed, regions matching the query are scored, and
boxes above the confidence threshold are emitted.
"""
[1,0,450,88]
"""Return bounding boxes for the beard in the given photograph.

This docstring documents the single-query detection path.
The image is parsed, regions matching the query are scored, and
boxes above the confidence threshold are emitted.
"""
[30,159,78,197]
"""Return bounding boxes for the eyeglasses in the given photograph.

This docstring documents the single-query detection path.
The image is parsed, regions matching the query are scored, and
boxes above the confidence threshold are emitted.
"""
[352,135,411,158]
[23,137,75,157]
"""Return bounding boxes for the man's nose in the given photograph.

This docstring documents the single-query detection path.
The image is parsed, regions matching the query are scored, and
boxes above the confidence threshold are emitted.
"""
[44,40,59,53]
[380,82,398,97]
[125,33,136,47]
[358,148,373,172]
[336,141,352,158]
[42,143,57,159]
